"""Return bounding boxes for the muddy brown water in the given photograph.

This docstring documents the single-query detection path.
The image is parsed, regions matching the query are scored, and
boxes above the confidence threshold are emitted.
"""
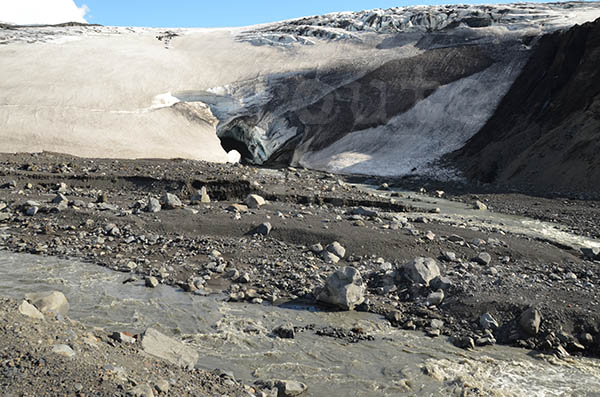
[1,252,599,396]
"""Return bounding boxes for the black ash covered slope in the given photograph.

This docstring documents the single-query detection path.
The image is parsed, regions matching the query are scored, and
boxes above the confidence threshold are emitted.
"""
[449,17,600,193]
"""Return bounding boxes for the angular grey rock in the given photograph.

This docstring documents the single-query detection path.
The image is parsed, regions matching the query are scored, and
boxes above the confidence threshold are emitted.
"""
[18,300,44,320]
[253,222,272,236]
[130,384,155,397]
[145,197,161,213]
[430,319,444,329]
[191,187,211,204]
[140,328,199,369]
[326,241,346,258]
[245,194,266,209]
[25,206,38,216]
[0,201,6,211]
[426,290,444,306]
[403,257,440,286]
[154,379,170,394]
[273,324,295,339]
[310,243,323,253]
[320,251,340,264]
[519,307,542,336]
[473,200,488,210]
[275,380,308,397]
[317,266,365,310]
[581,247,600,260]
[52,344,76,358]
[25,291,69,315]
[351,207,377,217]
[474,252,492,266]
[442,251,456,262]
[51,193,68,204]
[479,312,499,330]
[145,276,159,288]
[430,276,453,291]
[227,203,248,213]
[160,193,182,209]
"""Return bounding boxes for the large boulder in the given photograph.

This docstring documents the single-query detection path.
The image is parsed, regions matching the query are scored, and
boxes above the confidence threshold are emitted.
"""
[25,291,69,315]
[317,267,365,310]
[140,328,199,369]
[402,257,440,286]
[18,300,44,320]
[245,194,266,209]
[326,241,346,258]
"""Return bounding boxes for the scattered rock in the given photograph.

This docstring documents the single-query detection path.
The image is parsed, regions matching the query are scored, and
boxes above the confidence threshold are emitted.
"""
[581,247,600,260]
[52,344,76,358]
[320,251,340,264]
[146,197,161,213]
[160,193,182,209]
[246,194,266,209]
[402,257,440,286]
[317,267,365,310]
[140,328,199,369]
[480,312,499,330]
[273,324,295,339]
[326,241,346,258]
[227,203,248,213]
[18,300,44,320]
[191,187,211,204]
[253,222,272,236]
[474,252,492,266]
[25,291,69,315]
[426,290,444,306]
[430,276,453,291]
[130,384,155,397]
[442,251,456,262]
[473,200,488,210]
[310,243,323,253]
[145,276,159,288]
[519,307,542,336]
[275,380,308,397]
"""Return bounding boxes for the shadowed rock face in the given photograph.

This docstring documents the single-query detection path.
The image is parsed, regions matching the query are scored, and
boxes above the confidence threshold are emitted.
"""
[451,18,600,193]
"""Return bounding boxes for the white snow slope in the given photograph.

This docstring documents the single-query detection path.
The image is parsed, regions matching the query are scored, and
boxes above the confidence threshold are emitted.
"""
[0,3,599,175]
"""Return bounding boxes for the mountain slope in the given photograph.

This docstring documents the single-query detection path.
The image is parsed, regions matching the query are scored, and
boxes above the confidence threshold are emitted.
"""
[450,17,600,193]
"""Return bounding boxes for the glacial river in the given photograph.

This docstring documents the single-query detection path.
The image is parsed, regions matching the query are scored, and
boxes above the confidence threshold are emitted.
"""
[1,252,599,396]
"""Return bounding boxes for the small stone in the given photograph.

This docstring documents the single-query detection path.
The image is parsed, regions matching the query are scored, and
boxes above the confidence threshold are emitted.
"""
[18,300,44,320]
[316,266,365,310]
[52,344,76,358]
[110,331,136,344]
[191,187,211,204]
[26,206,38,216]
[453,336,475,350]
[424,231,436,241]
[146,197,161,213]
[402,257,440,286]
[519,307,542,336]
[479,312,499,330]
[275,380,308,397]
[154,379,170,394]
[310,243,323,253]
[321,251,340,264]
[426,290,444,306]
[227,203,248,213]
[474,252,492,266]
[26,291,69,315]
[160,193,182,209]
[253,222,272,236]
[273,324,295,339]
[130,384,155,397]
[473,200,488,210]
[245,194,266,209]
[430,276,453,291]
[442,251,456,262]
[51,193,68,204]
[145,276,159,288]
[326,241,346,258]
[430,319,444,329]
[476,336,496,346]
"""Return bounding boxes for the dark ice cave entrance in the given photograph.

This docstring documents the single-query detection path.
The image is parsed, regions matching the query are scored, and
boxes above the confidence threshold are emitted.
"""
[219,136,253,164]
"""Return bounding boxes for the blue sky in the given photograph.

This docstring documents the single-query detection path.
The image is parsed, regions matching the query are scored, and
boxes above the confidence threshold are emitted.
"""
[75,0,557,28]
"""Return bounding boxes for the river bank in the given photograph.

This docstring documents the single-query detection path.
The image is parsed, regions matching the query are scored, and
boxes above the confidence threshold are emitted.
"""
[0,152,598,389]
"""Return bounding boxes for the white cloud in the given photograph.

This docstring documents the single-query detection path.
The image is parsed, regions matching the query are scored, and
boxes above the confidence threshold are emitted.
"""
[0,0,89,25]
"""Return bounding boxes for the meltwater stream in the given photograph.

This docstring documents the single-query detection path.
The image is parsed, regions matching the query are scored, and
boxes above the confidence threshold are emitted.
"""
[1,252,600,396]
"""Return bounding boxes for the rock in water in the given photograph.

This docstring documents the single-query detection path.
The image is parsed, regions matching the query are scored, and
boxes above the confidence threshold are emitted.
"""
[160,193,182,209]
[245,194,266,209]
[317,267,365,310]
[191,187,211,204]
[25,291,69,315]
[140,328,199,369]
[145,276,159,288]
[402,257,440,286]
[275,380,308,397]
[473,200,488,210]
[18,300,44,320]
[519,307,542,335]
[581,247,600,260]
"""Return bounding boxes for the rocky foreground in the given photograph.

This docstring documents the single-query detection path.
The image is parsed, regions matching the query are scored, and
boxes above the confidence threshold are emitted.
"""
[0,152,599,394]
